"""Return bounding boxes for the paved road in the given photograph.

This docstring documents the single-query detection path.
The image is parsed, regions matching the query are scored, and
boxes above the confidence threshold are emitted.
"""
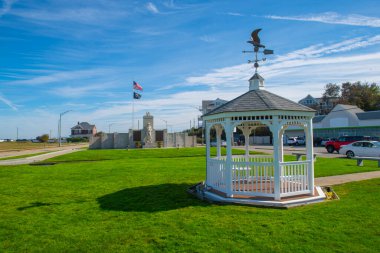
[0,143,88,158]
[0,148,83,166]
[315,171,380,186]
[234,144,344,158]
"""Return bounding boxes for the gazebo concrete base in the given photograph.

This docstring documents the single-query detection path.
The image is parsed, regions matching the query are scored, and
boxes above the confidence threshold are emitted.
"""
[189,182,326,208]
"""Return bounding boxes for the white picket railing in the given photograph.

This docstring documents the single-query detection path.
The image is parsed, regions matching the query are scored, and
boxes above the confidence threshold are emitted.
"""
[231,160,274,197]
[207,158,226,192]
[207,156,311,199]
[280,161,310,197]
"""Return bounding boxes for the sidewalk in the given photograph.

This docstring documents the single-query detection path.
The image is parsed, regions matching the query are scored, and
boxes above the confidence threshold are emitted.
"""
[0,148,82,166]
[315,171,380,186]
[0,143,88,158]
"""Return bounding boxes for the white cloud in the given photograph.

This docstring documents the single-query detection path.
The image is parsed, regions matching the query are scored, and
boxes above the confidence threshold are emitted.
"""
[226,12,244,16]
[0,93,17,110]
[8,68,116,86]
[265,12,380,28]
[199,35,216,43]
[0,0,15,17]
[183,35,380,102]
[50,82,118,98]
[146,2,159,14]
[10,2,129,25]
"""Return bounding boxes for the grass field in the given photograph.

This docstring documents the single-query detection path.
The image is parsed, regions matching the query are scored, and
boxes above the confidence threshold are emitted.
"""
[1,148,379,252]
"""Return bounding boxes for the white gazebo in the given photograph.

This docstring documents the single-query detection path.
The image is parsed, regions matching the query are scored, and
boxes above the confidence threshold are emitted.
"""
[199,73,326,207]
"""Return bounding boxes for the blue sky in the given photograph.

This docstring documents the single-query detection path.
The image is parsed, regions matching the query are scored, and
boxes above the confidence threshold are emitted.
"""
[1,0,380,139]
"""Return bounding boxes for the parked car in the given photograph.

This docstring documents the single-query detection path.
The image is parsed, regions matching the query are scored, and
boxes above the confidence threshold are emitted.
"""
[287,137,305,146]
[321,138,336,146]
[325,136,371,153]
[287,137,297,146]
[210,141,227,147]
[339,141,380,158]
[296,136,305,145]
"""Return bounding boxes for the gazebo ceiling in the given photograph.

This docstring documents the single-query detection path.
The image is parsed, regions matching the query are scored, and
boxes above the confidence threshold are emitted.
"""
[204,89,315,117]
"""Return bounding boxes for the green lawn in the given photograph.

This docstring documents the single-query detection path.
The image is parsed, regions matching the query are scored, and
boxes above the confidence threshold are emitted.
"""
[0,148,379,252]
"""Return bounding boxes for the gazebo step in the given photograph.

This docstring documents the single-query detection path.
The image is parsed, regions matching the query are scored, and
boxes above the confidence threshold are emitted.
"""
[190,182,326,208]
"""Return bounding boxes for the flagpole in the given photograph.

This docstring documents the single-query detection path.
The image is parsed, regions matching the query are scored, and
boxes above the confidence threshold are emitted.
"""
[132,82,134,130]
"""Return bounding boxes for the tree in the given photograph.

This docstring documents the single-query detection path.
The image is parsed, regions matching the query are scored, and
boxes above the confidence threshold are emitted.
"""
[37,134,49,143]
[322,83,340,99]
[94,131,104,137]
[340,82,380,111]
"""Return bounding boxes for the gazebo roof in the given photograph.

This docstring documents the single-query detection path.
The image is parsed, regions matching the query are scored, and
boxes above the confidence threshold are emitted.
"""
[204,89,315,116]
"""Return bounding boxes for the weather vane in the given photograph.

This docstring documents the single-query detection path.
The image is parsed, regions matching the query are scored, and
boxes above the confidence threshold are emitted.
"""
[243,28,274,73]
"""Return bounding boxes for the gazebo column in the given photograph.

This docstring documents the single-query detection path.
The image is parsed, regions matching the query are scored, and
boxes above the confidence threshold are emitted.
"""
[224,119,233,197]
[214,124,223,158]
[237,123,253,161]
[270,117,281,200]
[278,127,287,162]
[306,119,314,196]
[205,122,211,186]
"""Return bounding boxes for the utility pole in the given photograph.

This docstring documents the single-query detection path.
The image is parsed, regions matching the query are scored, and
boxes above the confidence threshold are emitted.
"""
[108,123,116,133]
[16,127,18,140]
[58,110,72,147]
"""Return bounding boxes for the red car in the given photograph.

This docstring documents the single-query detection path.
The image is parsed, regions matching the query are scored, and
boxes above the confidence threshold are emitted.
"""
[325,136,375,153]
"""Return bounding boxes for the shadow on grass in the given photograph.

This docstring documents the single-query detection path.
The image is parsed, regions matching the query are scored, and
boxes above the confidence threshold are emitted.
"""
[17,201,59,211]
[30,159,112,166]
[97,183,208,212]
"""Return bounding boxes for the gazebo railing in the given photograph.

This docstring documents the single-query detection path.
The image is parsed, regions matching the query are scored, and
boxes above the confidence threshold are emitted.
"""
[207,156,275,197]
[231,160,274,197]
[207,156,312,199]
[280,161,310,197]
[207,158,227,192]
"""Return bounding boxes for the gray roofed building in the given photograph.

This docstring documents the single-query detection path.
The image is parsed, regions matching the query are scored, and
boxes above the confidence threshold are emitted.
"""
[286,104,380,139]
[71,121,97,138]
[312,115,325,123]
[298,94,339,115]
[356,110,380,120]
[201,98,228,115]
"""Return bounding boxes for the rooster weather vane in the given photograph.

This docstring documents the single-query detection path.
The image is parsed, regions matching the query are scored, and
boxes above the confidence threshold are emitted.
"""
[243,29,274,73]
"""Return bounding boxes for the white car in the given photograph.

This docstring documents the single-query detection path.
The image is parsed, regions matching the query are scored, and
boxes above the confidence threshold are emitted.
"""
[287,137,297,146]
[339,141,380,158]
[287,137,305,146]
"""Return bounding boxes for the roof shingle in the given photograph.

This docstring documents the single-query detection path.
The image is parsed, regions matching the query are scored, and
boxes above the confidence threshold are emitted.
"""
[204,89,315,116]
